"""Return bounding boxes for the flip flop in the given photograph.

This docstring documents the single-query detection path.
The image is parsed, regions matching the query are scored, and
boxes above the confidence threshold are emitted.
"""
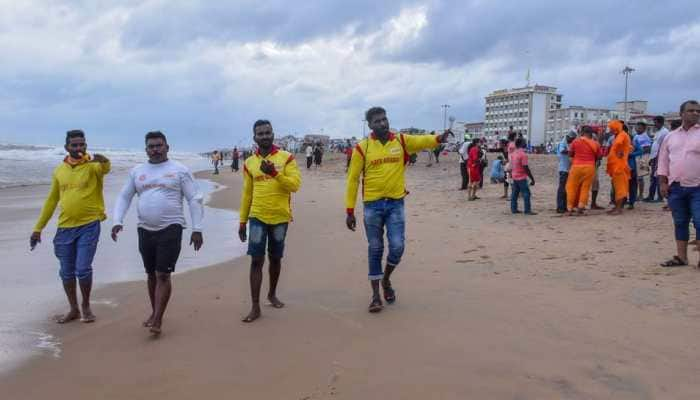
[368,297,383,313]
[660,256,687,267]
[383,285,396,304]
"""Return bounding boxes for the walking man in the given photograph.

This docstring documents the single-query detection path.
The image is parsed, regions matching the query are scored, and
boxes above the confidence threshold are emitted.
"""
[305,144,313,169]
[30,130,111,324]
[111,131,204,335]
[510,138,537,215]
[658,100,700,267]
[556,131,576,213]
[645,116,669,202]
[345,107,452,313]
[239,120,301,322]
[606,120,632,215]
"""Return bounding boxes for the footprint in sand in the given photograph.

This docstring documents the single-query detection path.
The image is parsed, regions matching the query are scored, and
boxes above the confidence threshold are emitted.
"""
[455,259,474,264]
[480,255,490,260]
[541,256,559,260]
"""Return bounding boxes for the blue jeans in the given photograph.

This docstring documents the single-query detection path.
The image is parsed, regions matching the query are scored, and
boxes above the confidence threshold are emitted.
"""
[667,183,700,242]
[511,179,531,213]
[647,159,661,200]
[247,218,288,258]
[363,198,405,281]
[556,171,568,211]
[53,220,101,282]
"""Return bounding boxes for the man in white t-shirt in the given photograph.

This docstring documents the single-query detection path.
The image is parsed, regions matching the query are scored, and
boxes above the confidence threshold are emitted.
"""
[305,145,313,169]
[458,135,470,190]
[111,131,204,336]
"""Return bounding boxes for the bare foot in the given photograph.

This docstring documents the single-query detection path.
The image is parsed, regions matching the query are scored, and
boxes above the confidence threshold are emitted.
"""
[267,296,285,309]
[606,209,622,215]
[242,305,261,323]
[591,205,604,210]
[149,320,162,336]
[54,309,80,324]
[143,314,155,327]
[80,306,96,323]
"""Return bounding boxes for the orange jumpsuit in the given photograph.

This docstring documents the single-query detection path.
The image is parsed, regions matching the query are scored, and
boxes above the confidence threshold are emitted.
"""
[606,121,631,202]
[566,137,600,210]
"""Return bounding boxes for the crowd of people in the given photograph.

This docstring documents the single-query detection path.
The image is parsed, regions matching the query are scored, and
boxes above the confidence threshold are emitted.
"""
[26,99,699,334]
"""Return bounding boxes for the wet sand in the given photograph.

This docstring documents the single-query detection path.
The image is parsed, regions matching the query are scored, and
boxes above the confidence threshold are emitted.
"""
[2,152,699,399]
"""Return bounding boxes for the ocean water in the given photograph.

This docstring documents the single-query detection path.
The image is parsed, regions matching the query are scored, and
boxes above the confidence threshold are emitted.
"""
[0,143,246,373]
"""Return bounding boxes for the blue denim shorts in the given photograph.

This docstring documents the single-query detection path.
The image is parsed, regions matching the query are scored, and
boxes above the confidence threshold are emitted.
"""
[668,183,700,242]
[53,220,101,282]
[247,218,289,258]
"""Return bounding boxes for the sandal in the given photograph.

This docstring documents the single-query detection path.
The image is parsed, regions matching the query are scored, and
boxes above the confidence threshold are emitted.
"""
[383,284,396,304]
[368,297,383,313]
[660,256,688,267]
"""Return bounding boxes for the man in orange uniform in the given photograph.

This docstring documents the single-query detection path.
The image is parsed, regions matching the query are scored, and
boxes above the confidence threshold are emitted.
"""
[565,126,601,215]
[606,120,632,215]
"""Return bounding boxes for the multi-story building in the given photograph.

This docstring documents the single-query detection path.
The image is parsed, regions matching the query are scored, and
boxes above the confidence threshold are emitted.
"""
[616,100,648,120]
[484,85,562,146]
[546,106,620,144]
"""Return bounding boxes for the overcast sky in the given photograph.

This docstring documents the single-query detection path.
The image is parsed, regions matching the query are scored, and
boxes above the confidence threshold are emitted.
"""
[0,0,698,151]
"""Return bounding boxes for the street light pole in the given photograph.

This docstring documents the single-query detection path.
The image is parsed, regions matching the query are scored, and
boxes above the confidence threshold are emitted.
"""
[621,66,635,122]
[441,104,450,131]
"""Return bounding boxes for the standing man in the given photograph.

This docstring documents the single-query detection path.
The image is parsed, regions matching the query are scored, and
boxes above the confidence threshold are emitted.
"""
[305,144,313,169]
[633,122,652,204]
[565,126,601,215]
[458,135,470,190]
[238,120,301,322]
[556,132,576,213]
[30,130,110,324]
[645,116,669,202]
[627,125,644,209]
[111,131,204,335]
[606,120,632,215]
[231,147,240,172]
[510,138,537,215]
[345,107,451,313]
[658,100,700,268]
[467,138,482,201]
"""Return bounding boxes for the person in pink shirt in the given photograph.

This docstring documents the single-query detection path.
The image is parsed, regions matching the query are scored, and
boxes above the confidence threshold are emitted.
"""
[657,100,700,268]
[510,138,537,215]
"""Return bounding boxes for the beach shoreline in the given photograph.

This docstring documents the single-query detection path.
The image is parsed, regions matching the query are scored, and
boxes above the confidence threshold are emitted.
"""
[2,153,700,399]
[0,168,244,374]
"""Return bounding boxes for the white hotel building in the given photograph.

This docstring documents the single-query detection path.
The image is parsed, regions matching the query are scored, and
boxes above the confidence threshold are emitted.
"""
[484,85,562,146]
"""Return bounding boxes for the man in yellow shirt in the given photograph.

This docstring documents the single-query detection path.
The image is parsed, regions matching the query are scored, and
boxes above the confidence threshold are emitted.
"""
[238,120,301,323]
[346,107,451,313]
[30,130,111,324]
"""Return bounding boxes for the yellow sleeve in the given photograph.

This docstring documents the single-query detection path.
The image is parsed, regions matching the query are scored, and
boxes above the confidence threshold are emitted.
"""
[274,155,301,193]
[33,172,60,232]
[403,134,440,154]
[344,145,365,213]
[239,163,253,224]
[98,160,111,175]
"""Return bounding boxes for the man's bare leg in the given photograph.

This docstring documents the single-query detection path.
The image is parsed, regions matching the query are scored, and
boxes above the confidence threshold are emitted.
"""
[267,256,284,308]
[607,198,625,215]
[78,277,95,322]
[382,264,397,303]
[55,279,80,324]
[676,240,689,264]
[143,273,157,327]
[243,257,264,322]
[149,272,172,335]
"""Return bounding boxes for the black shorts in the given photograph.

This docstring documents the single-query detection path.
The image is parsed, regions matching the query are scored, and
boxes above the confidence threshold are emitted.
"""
[137,224,183,274]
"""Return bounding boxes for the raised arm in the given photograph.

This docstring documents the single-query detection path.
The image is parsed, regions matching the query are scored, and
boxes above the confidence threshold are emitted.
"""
[274,155,301,193]
[403,134,441,154]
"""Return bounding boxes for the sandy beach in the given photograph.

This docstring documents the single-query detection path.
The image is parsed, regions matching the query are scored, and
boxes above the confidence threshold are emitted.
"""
[2,152,699,399]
